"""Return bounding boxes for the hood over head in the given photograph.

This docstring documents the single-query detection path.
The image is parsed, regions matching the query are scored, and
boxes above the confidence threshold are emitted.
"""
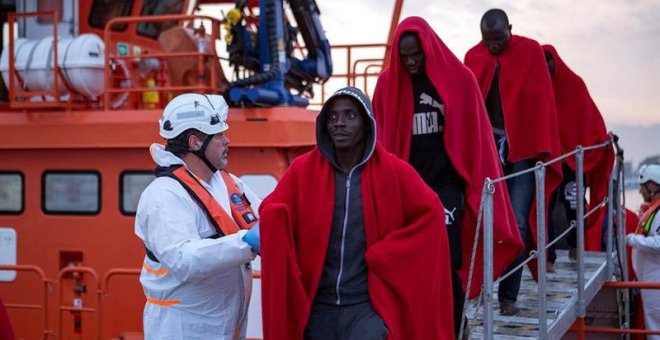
[316,87,377,168]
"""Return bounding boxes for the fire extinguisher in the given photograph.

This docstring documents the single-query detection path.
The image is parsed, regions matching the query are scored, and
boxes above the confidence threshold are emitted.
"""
[142,78,159,109]
[139,57,161,109]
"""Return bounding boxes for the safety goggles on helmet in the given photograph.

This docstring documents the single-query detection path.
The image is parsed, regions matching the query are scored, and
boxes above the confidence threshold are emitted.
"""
[159,93,229,139]
[638,164,660,185]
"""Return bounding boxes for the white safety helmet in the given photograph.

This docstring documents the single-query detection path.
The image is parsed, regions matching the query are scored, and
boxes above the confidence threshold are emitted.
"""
[159,93,229,139]
[638,164,660,185]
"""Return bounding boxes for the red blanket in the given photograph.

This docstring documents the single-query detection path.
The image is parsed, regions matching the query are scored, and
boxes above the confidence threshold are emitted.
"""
[372,16,523,298]
[543,45,614,250]
[464,36,562,170]
[465,35,562,276]
[0,297,15,340]
[260,144,454,340]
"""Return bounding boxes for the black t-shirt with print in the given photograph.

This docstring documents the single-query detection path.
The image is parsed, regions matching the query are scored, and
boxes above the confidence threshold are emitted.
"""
[409,72,464,269]
[409,72,462,192]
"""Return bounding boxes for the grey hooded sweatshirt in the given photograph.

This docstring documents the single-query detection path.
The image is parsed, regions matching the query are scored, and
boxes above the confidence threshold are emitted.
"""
[313,87,377,306]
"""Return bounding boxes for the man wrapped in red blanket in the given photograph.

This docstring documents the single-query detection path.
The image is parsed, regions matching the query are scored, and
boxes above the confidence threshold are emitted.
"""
[260,87,455,339]
[464,9,562,316]
[372,16,522,335]
[542,45,614,257]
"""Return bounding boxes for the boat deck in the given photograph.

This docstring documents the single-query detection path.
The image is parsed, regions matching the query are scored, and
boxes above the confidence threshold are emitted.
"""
[467,249,609,339]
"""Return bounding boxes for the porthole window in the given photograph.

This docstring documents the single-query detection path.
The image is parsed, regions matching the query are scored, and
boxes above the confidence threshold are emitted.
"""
[0,172,24,214]
[120,171,155,215]
[43,171,101,215]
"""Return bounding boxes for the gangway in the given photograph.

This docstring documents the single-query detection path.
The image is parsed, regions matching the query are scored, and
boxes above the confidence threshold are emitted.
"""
[461,136,636,339]
[467,250,609,339]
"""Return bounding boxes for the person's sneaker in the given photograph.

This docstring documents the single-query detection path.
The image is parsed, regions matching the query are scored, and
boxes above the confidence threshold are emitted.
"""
[499,301,521,316]
[547,262,556,273]
[569,247,577,262]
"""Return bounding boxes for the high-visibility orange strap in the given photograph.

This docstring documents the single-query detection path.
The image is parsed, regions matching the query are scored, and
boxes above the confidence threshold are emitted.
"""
[146,297,180,306]
[172,167,241,236]
[637,199,660,235]
[221,170,259,230]
[142,262,168,275]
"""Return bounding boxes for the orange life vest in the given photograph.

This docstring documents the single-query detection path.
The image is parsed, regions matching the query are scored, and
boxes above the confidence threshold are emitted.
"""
[637,199,660,236]
[168,166,258,236]
[145,165,259,263]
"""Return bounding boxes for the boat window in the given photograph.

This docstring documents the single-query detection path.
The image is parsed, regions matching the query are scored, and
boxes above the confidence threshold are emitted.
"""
[88,0,134,32]
[42,171,101,215]
[0,172,23,214]
[120,171,156,216]
[36,0,62,24]
[136,0,184,39]
[239,174,278,199]
[0,228,17,282]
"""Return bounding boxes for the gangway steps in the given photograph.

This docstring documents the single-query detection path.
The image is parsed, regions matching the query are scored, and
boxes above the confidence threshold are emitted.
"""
[466,250,608,339]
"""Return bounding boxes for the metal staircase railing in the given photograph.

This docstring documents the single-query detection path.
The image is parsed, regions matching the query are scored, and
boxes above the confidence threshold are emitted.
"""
[465,136,617,339]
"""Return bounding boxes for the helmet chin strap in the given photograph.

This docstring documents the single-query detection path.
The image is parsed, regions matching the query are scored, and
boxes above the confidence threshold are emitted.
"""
[192,135,218,173]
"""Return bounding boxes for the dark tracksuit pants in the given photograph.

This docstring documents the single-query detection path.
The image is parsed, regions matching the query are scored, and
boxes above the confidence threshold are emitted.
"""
[548,165,582,263]
[437,184,465,338]
[304,301,387,340]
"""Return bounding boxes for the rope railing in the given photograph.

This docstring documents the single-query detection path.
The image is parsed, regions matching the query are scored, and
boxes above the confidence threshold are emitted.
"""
[585,198,608,220]
[547,220,576,250]
[483,193,607,286]
[457,180,489,340]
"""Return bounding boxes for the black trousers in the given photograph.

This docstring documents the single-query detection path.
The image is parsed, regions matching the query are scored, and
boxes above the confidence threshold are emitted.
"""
[548,165,581,262]
[304,301,387,340]
[436,183,465,338]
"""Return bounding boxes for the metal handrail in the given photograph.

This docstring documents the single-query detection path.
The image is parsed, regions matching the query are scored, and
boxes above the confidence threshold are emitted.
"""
[570,281,660,337]
[102,14,224,110]
[100,268,141,296]
[351,58,384,86]
[6,11,76,110]
[477,136,617,339]
[56,266,100,340]
[310,43,388,107]
[0,264,53,339]
[361,63,383,96]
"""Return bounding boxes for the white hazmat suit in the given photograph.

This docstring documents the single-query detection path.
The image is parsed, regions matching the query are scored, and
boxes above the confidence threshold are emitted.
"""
[135,144,260,339]
[629,206,660,339]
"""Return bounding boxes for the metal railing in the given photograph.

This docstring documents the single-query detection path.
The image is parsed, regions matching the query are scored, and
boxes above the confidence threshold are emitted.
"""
[308,43,386,108]
[56,266,100,340]
[572,282,660,338]
[470,136,617,340]
[5,11,76,110]
[102,14,225,110]
[0,264,265,338]
[0,264,53,339]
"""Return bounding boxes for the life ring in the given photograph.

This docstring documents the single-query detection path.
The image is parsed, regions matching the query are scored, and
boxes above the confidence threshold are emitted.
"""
[109,58,130,109]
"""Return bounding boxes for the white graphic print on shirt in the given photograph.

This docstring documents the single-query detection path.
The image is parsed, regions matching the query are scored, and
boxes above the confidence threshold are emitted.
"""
[413,92,445,135]
[445,207,457,226]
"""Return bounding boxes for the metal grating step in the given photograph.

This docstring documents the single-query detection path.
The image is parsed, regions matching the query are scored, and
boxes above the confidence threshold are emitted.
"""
[466,250,608,339]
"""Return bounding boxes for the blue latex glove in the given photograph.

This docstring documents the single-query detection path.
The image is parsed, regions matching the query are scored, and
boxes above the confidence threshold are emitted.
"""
[242,223,260,254]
